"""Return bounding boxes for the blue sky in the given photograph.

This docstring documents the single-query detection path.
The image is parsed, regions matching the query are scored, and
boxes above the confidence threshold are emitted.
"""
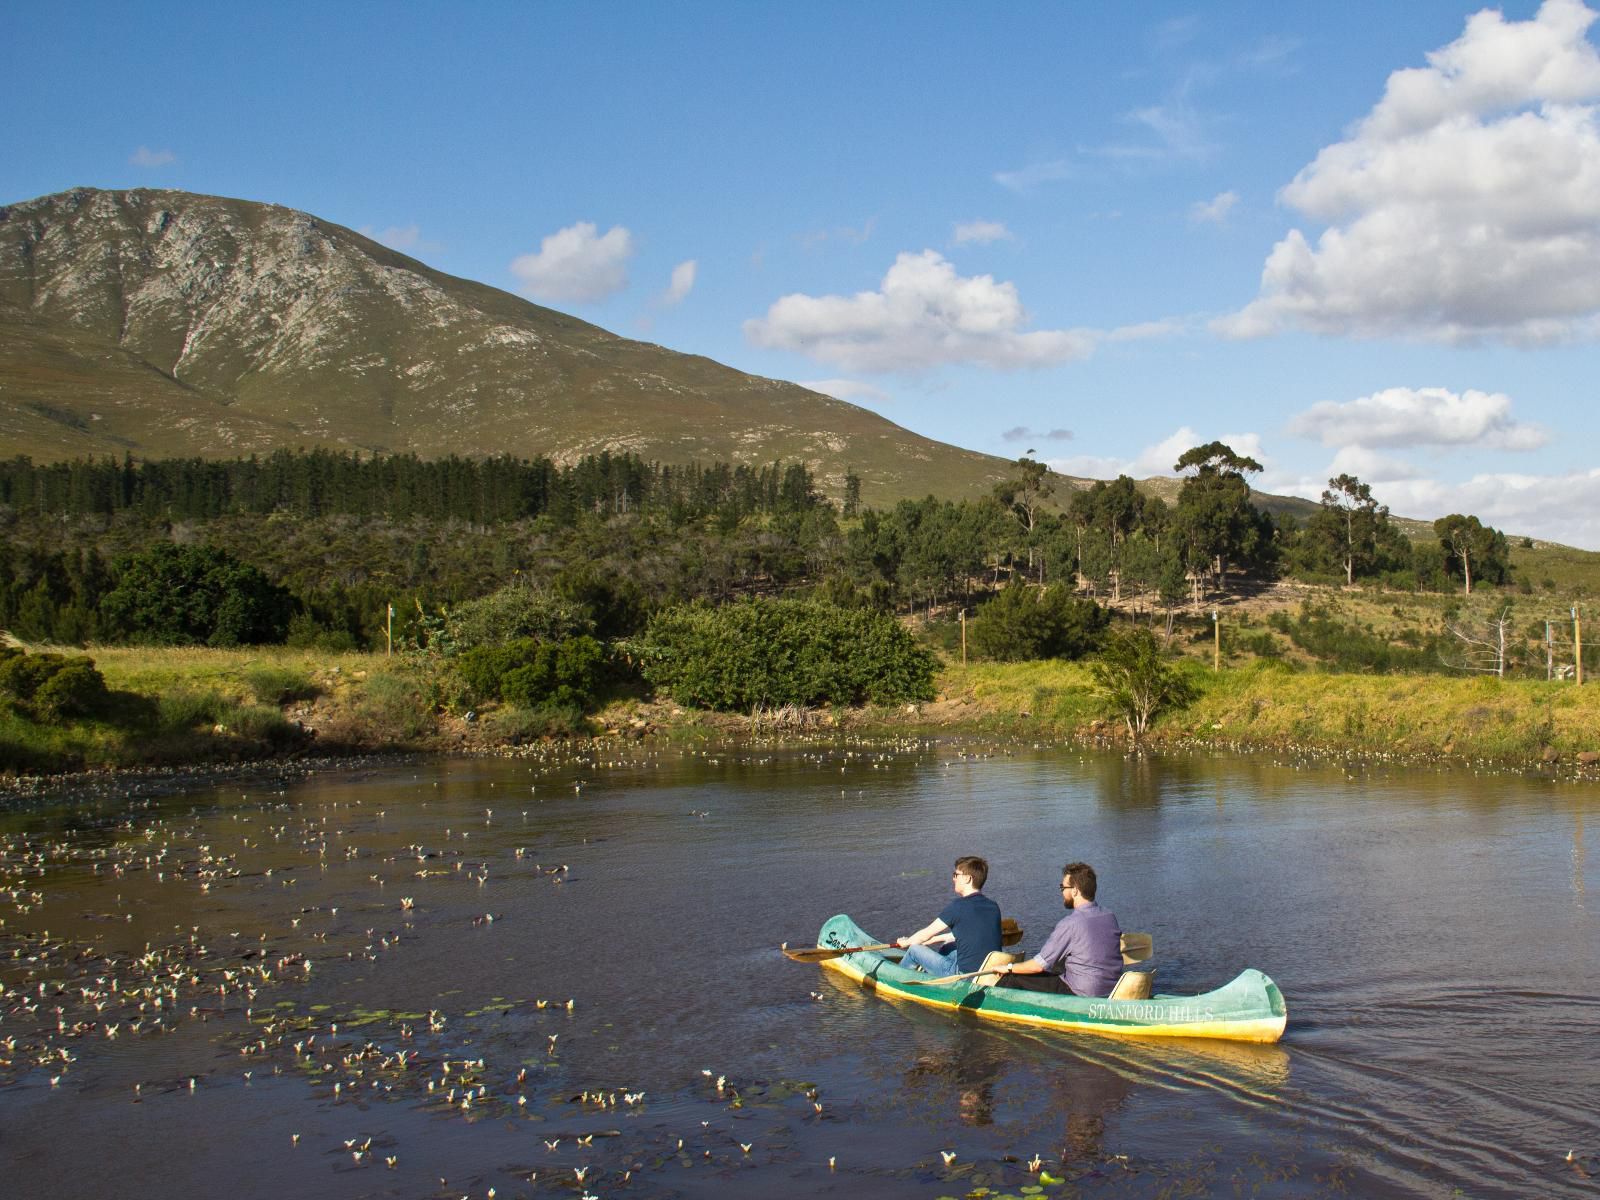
[7,1,1600,547]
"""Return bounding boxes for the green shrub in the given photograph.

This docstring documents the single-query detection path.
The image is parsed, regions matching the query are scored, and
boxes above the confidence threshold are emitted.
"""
[485,703,588,740]
[228,703,304,748]
[1089,627,1198,736]
[0,650,69,704]
[456,636,607,711]
[445,582,592,651]
[100,543,292,646]
[456,639,541,700]
[636,599,936,710]
[159,690,231,731]
[34,659,111,719]
[286,613,360,652]
[1285,602,1442,673]
[500,637,606,711]
[0,649,111,721]
[357,671,434,743]
[968,583,1108,662]
[244,666,320,706]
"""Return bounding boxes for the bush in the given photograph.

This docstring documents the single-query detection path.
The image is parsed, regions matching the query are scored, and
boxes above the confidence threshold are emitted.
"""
[969,583,1109,661]
[500,637,606,711]
[445,581,592,651]
[456,636,607,711]
[34,659,111,719]
[0,650,69,704]
[0,649,111,721]
[244,666,321,706]
[1089,627,1197,736]
[286,612,360,653]
[484,704,588,740]
[356,671,434,743]
[159,690,231,731]
[1285,602,1442,673]
[227,703,304,749]
[635,599,936,710]
[100,543,292,646]
[456,639,541,700]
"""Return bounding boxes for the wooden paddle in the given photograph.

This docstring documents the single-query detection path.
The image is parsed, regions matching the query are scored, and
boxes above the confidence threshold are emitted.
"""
[901,931,1154,987]
[783,941,895,963]
[784,918,1024,963]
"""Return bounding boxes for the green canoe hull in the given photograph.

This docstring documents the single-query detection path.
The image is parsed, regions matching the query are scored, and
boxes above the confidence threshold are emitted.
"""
[815,914,1287,1044]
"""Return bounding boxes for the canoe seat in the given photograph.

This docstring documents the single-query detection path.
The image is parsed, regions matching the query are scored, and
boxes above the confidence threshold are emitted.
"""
[973,950,1022,989]
[1108,970,1154,1001]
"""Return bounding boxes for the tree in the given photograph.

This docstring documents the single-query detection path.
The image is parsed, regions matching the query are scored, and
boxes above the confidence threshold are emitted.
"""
[968,582,1108,661]
[1434,514,1510,595]
[1170,442,1266,599]
[100,544,292,646]
[993,456,1055,578]
[1440,605,1517,677]
[1089,627,1197,737]
[1317,474,1389,586]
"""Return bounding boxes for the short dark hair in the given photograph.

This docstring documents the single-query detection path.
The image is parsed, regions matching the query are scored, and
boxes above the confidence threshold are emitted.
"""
[955,855,989,890]
[1061,861,1097,900]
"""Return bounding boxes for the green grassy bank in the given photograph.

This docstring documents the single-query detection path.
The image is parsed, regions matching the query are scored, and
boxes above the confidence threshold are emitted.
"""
[6,644,1600,778]
[932,659,1600,765]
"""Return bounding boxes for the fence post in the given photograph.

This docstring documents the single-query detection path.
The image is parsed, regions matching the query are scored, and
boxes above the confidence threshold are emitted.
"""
[1576,606,1584,686]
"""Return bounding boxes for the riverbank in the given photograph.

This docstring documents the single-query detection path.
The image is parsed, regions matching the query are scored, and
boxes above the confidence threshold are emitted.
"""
[5,645,1600,783]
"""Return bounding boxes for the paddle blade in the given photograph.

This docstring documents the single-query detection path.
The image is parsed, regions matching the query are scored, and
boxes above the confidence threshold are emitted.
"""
[782,942,892,963]
[1120,932,1153,965]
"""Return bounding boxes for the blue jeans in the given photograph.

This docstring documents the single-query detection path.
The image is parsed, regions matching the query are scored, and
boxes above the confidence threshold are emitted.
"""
[901,944,959,976]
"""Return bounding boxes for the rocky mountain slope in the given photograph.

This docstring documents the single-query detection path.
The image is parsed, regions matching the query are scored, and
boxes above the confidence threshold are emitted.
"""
[0,187,1018,504]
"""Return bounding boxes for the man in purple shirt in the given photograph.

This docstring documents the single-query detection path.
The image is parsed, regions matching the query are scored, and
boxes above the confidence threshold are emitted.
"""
[994,861,1122,998]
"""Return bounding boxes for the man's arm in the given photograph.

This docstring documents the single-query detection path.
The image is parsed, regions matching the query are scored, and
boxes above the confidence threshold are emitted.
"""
[1003,916,1073,976]
[895,917,950,949]
[1002,956,1050,976]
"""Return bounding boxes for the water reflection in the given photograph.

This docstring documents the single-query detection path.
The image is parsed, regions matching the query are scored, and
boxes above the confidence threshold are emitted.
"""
[903,1026,1006,1126]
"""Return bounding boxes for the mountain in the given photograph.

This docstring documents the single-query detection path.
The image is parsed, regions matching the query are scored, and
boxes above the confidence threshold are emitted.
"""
[0,187,1019,504]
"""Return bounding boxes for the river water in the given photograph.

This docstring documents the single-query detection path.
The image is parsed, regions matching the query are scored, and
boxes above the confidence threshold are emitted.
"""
[1,743,1596,1199]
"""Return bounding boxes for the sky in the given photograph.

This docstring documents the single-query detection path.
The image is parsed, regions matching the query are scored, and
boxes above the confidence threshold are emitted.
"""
[6,1,1600,547]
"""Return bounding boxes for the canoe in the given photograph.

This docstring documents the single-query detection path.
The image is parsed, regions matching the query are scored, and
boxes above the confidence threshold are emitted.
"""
[814,913,1287,1044]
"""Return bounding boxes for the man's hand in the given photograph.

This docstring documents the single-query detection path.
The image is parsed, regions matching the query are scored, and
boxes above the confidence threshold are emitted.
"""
[894,936,910,948]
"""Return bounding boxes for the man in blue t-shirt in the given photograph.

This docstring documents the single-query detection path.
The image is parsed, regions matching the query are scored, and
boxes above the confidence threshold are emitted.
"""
[994,861,1122,997]
[894,855,1003,977]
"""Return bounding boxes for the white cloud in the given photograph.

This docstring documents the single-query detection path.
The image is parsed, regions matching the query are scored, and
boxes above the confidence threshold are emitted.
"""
[1287,386,1548,450]
[510,221,633,304]
[1050,426,1267,481]
[744,249,1099,372]
[129,146,175,168]
[1368,468,1600,548]
[1219,0,1600,343]
[798,378,891,404]
[1325,445,1426,483]
[1190,190,1239,224]
[994,159,1074,191]
[953,219,1014,245]
[660,259,697,307]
